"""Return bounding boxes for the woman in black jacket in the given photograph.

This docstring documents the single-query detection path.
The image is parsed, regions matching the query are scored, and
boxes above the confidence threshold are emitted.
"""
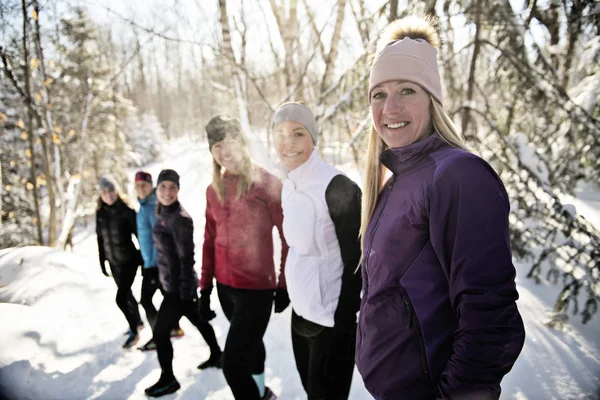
[144,169,222,398]
[96,175,143,349]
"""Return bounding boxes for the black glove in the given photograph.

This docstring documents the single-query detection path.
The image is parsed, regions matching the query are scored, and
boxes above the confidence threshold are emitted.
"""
[100,261,109,277]
[199,288,217,321]
[274,287,290,313]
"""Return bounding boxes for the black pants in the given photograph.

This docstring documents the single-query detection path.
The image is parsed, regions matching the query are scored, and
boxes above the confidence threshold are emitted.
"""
[140,267,161,329]
[291,315,356,400]
[154,293,220,378]
[140,267,180,332]
[110,262,141,333]
[217,283,274,400]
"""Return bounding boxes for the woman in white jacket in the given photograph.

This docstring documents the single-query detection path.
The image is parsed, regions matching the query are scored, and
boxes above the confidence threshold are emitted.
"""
[272,102,362,400]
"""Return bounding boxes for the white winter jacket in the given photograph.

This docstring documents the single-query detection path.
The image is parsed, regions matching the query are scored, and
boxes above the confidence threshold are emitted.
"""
[282,149,344,327]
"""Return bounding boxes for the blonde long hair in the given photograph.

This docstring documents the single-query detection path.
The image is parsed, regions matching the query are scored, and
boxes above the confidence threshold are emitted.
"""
[211,135,255,202]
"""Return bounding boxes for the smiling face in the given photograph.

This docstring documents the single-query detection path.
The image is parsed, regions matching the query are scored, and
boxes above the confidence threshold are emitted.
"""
[135,181,153,200]
[210,136,245,175]
[100,187,117,205]
[156,180,179,206]
[273,120,314,171]
[370,80,433,148]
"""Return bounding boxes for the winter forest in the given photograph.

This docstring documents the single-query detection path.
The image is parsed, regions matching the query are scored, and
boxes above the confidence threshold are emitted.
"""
[1,0,600,393]
[2,0,599,323]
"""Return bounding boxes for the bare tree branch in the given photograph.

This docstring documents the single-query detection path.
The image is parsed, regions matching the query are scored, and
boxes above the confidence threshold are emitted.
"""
[300,0,326,59]
[319,0,347,94]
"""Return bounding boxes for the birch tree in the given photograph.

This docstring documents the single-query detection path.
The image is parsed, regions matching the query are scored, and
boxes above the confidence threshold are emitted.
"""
[21,0,43,243]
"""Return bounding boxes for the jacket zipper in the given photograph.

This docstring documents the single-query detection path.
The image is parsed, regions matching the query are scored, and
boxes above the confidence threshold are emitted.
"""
[358,177,396,367]
[106,213,114,261]
[403,296,431,379]
[359,177,396,368]
[364,176,396,275]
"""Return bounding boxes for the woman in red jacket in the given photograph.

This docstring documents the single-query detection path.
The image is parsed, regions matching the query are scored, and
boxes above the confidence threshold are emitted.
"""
[199,115,288,400]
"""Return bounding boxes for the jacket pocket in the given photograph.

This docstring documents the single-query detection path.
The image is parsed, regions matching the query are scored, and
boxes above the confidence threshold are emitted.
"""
[355,298,364,367]
[357,289,434,398]
[402,292,431,381]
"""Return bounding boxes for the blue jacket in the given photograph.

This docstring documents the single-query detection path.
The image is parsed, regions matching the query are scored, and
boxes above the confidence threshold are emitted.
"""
[356,135,525,400]
[137,191,158,268]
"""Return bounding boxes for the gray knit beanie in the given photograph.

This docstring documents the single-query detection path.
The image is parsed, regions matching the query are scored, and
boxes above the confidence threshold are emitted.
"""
[272,103,318,145]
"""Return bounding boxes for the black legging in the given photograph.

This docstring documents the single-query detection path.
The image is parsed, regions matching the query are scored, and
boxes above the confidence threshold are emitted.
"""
[291,315,356,400]
[217,283,274,400]
[140,268,160,328]
[154,293,220,378]
[110,262,141,332]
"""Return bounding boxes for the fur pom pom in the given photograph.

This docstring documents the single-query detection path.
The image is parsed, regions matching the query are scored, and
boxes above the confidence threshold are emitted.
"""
[375,16,440,55]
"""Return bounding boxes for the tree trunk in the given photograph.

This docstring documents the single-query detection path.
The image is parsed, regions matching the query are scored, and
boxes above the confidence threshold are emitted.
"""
[461,4,482,137]
[349,0,370,49]
[57,90,94,250]
[389,0,398,22]
[562,1,584,88]
[218,0,251,133]
[21,0,43,244]
[302,0,326,59]
[269,0,299,99]
[39,134,56,245]
[441,0,458,101]
[530,0,560,71]
[0,48,56,244]
[320,0,347,95]
[233,2,250,124]
[32,0,64,233]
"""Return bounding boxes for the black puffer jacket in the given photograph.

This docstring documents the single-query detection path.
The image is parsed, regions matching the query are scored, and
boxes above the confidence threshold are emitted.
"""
[96,197,141,267]
[153,201,198,300]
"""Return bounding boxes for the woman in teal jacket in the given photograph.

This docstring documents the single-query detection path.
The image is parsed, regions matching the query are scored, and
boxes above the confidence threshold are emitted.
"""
[135,171,183,351]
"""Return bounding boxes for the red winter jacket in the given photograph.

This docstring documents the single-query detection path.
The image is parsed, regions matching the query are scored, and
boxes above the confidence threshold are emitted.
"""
[199,168,288,291]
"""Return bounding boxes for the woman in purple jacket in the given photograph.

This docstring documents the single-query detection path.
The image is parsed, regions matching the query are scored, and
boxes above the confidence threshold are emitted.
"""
[356,16,525,400]
[144,169,222,398]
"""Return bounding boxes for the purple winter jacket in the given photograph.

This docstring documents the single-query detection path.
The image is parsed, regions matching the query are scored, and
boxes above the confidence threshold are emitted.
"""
[356,135,525,400]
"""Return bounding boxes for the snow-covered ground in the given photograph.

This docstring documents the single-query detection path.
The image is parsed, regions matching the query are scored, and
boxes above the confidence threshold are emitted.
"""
[1,137,599,399]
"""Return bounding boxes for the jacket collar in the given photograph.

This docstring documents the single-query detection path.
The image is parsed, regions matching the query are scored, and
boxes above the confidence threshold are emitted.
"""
[380,134,446,176]
[138,190,156,205]
[287,148,320,185]
[160,200,180,214]
[102,196,124,211]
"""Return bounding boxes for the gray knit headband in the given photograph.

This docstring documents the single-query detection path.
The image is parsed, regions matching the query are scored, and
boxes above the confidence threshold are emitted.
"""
[272,103,318,144]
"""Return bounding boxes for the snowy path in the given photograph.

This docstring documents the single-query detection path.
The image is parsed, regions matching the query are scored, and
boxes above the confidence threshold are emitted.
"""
[1,137,599,399]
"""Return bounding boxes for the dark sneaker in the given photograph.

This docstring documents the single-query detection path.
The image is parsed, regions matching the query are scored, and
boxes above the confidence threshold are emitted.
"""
[138,338,157,352]
[170,328,185,338]
[124,321,144,335]
[197,351,222,369]
[123,331,139,349]
[262,387,277,400]
[144,375,180,397]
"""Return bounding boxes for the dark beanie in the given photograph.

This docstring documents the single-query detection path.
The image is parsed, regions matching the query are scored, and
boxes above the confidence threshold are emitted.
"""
[157,169,180,188]
[205,115,242,150]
